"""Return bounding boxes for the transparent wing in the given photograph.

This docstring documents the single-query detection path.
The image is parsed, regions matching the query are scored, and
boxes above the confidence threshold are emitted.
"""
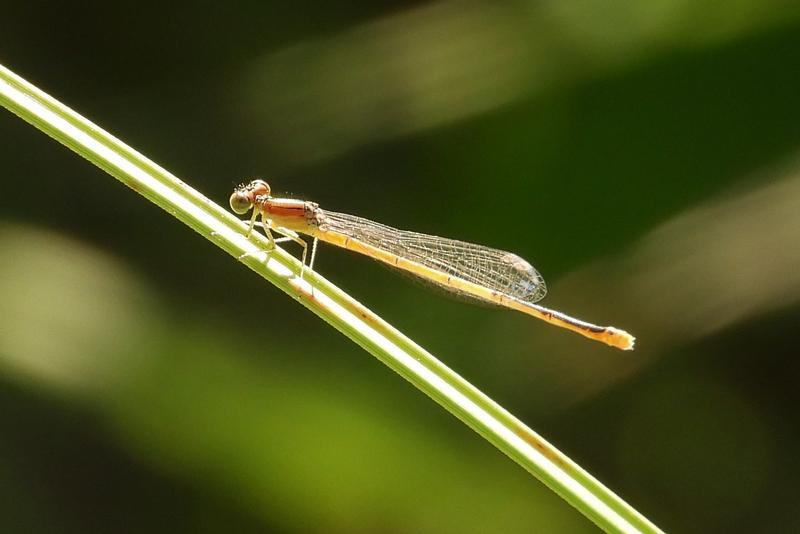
[317,210,547,304]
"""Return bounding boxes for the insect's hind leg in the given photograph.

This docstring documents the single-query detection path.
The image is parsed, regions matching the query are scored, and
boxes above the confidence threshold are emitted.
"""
[309,237,319,271]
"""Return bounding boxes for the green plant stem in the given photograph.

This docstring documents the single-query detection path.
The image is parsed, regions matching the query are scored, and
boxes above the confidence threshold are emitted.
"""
[0,62,662,534]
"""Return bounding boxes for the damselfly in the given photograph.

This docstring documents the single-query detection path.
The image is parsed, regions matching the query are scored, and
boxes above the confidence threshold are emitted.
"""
[230,180,634,350]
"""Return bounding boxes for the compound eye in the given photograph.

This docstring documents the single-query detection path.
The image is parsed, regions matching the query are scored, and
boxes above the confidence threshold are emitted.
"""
[229,190,253,214]
[250,180,271,197]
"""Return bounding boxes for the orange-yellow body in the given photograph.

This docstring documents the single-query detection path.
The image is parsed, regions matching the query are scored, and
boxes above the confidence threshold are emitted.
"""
[229,180,635,350]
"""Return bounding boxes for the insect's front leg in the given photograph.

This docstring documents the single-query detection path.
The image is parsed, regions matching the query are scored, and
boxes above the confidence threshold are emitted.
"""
[238,216,277,262]
[244,207,259,238]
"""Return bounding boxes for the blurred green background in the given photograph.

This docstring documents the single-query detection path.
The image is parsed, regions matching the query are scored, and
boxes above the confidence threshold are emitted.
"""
[2,1,799,532]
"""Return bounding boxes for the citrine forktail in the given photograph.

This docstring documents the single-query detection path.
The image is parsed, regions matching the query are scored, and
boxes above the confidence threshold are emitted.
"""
[229,180,635,350]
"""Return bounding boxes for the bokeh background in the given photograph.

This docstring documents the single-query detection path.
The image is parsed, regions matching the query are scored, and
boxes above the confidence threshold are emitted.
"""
[2,1,799,532]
